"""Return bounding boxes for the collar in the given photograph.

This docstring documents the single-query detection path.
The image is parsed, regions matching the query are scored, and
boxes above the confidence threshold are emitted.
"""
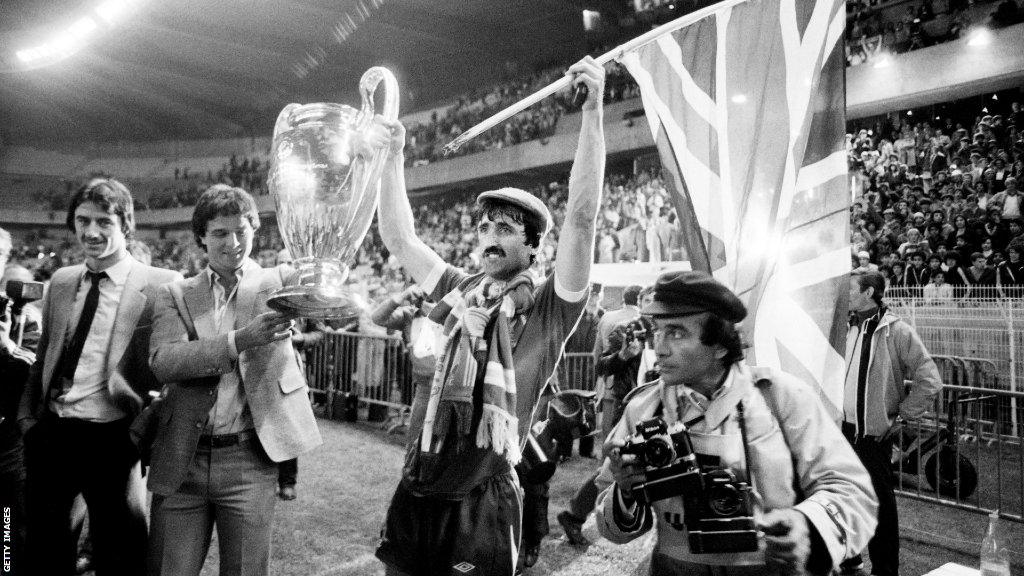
[205,264,247,291]
[660,364,743,430]
[85,255,133,287]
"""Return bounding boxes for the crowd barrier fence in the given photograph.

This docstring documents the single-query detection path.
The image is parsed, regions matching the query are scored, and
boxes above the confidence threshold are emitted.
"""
[301,333,1022,522]
[895,360,1024,523]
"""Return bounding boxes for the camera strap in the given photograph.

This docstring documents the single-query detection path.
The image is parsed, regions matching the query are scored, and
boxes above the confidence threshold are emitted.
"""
[736,400,756,490]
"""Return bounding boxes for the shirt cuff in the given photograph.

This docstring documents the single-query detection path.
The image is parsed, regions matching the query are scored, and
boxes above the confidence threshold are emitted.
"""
[420,261,447,296]
[615,487,638,519]
[555,275,589,303]
[227,330,239,359]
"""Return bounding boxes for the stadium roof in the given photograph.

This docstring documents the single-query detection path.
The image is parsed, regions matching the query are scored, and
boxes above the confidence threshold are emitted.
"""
[0,0,601,146]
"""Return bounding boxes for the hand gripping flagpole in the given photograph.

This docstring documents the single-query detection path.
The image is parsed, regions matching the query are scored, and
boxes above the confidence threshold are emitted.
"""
[441,0,751,156]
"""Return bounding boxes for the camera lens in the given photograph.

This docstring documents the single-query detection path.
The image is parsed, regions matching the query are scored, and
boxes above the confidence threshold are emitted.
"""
[707,483,742,516]
[644,438,675,468]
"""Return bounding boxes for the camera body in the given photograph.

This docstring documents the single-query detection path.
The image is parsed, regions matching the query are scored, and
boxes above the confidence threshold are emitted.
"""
[621,417,758,554]
[623,318,648,345]
[4,280,44,315]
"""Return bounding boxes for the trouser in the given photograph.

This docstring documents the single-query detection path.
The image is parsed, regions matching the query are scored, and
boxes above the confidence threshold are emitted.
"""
[0,439,26,576]
[376,472,523,576]
[148,431,278,576]
[278,458,298,488]
[566,469,602,522]
[842,423,899,576]
[519,472,549,548]
[600,397,625,449]
[24,414,147,576]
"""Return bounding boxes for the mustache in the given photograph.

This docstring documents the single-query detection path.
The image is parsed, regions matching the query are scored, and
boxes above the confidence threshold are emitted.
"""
[483,246,506,257]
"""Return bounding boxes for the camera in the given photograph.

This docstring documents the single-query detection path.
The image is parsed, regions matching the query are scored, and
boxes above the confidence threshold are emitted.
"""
[617,317,649,345]
[620,417,758,554]
[4,280,44,315]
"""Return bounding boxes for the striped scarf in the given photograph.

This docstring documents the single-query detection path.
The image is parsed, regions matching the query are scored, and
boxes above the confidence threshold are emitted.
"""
[418,271,535,467]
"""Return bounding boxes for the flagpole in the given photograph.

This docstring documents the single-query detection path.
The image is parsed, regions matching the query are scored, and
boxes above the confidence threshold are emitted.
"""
[442,0,751,155]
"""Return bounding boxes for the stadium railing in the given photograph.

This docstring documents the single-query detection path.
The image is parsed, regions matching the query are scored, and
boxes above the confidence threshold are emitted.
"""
[895,355,1024,523]
[886,286,1024,402]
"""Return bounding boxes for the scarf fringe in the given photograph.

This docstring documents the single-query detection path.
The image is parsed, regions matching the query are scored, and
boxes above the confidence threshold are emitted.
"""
[476,404,522,464]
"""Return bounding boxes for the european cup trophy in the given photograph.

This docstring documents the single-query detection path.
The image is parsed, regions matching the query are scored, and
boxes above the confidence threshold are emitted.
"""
[267,66,399,318]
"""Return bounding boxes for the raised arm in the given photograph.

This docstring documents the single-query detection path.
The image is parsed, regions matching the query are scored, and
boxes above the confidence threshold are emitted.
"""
[556,57,606,293]
[372,118,445,285]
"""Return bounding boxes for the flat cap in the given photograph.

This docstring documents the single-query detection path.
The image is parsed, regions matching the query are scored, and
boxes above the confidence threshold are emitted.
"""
[477,187,553,236]
[641,270,747,323]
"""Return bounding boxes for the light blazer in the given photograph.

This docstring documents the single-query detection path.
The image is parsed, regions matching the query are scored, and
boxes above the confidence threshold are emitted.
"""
[146,259,322,496]
[18,258,183,428]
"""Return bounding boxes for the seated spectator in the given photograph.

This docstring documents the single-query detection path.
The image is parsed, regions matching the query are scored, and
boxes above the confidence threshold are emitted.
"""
[996,241,1024,289]
[854,250,878,273]
[903,250,930,289]
[923,270,954,304]
[966,251,997,287]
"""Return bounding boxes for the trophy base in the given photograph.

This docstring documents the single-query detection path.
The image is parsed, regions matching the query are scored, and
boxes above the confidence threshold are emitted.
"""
[267,286,367,320]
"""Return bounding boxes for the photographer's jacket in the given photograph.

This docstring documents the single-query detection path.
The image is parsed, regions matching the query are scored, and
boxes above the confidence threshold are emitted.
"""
[595,363,877,570]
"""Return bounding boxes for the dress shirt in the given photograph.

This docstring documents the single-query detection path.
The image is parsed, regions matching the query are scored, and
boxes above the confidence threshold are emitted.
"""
[204,267,252,435]
[51,256,133,422]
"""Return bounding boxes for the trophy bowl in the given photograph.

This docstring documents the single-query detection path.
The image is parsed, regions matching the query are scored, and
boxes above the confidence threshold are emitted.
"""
[268,67,398,319]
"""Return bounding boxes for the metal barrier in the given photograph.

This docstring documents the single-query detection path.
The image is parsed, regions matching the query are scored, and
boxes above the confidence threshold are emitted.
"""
[894,378,1024,523]
[887,290,1024,401]
[557,352,598,392]
[303,331,412,420]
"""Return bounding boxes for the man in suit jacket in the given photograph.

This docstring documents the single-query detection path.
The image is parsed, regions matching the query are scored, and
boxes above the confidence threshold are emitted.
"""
[146,184,321,576]
[17,178,183,576]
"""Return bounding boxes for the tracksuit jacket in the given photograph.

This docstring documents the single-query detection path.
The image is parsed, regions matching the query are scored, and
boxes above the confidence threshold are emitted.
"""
[843,307,943,438]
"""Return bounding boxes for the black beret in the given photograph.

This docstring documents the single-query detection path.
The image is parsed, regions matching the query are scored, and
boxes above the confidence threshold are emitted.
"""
[641,270,747,323]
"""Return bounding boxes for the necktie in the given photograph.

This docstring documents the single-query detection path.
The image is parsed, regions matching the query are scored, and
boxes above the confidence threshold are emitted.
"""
[59,270,107,382]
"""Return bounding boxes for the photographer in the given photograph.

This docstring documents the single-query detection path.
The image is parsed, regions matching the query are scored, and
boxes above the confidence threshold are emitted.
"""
[595,271,877,576]
[0,293,34,576]
[557,315,656,546]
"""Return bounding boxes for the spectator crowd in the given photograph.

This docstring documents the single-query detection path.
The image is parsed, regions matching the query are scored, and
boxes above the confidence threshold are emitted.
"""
[848,94,1024,299]
[847,0,1022,67]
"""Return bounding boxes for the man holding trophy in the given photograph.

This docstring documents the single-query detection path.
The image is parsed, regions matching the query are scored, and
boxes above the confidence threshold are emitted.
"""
[372,56,606,576]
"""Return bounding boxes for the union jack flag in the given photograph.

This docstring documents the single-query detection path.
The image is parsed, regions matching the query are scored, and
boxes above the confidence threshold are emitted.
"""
[620,0,849,413]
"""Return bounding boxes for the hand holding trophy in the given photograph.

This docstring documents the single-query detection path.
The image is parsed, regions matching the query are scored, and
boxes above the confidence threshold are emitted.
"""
[268,67,399,318]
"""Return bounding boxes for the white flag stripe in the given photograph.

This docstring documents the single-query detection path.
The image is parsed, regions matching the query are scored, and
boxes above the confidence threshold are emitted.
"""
[620,51,664,142]
[714,8,740,268]
[621,52,725,237]
[657,35,718,129]
[795,150,847,193]
[774,295,846,410]
[779,245,852,292]
[822,7,845,77]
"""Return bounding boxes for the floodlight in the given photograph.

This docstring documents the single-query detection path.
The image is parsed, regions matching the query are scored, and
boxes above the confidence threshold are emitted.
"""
[967,29,991,47]
[96,0,133,25]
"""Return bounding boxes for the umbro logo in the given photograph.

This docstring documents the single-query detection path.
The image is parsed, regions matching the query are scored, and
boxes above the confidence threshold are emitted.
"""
[453,561,476,573]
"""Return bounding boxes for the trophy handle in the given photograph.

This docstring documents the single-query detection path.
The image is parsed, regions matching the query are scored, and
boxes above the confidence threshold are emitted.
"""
[358,67,399,125]
[273,103,301,140]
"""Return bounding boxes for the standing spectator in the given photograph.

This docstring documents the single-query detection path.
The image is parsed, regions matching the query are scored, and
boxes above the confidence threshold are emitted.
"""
[0,229,34,576]
[145,185,322,575]
[370,284,438,436]
[18,178,182,576]
[844,271,941,576]
[593,285,642,440]
[992,176,1021,220]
